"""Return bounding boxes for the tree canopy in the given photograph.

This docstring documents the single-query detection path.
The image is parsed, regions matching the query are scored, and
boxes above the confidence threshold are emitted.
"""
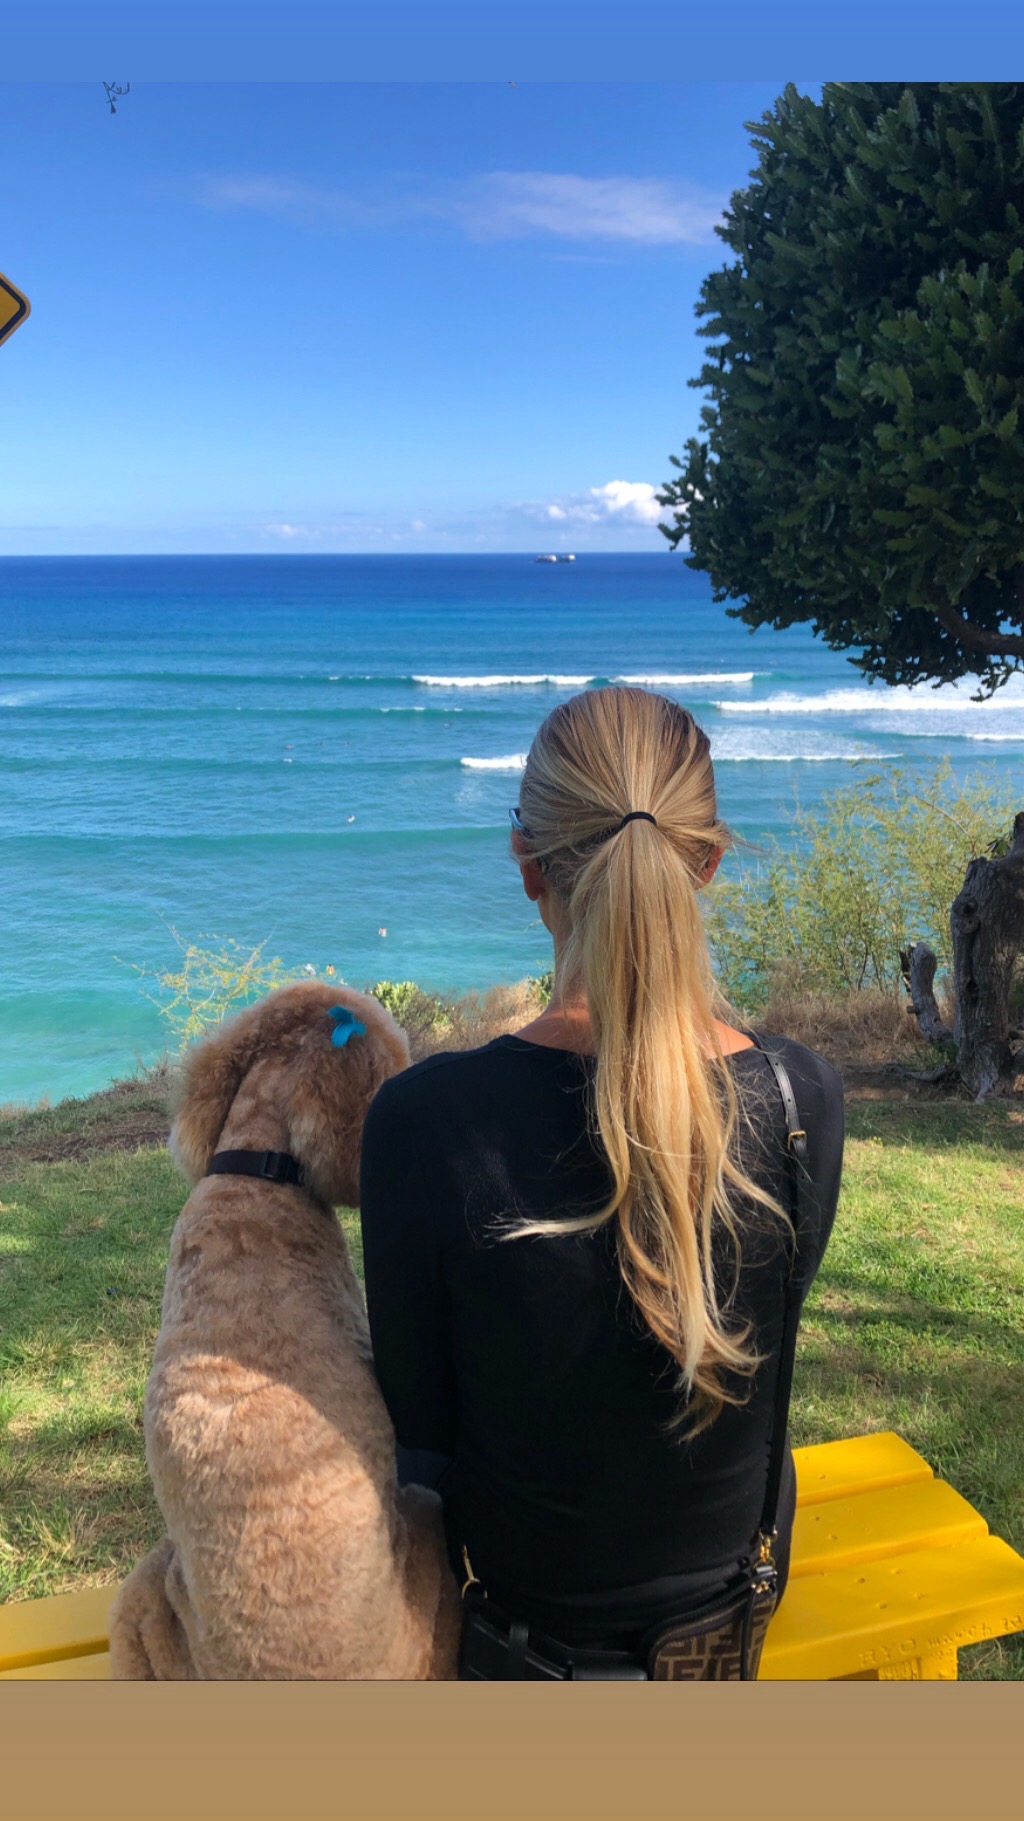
[658,83,1024,696]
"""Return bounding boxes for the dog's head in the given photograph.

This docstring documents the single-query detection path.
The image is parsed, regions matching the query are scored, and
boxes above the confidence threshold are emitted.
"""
[169,981,410,1209]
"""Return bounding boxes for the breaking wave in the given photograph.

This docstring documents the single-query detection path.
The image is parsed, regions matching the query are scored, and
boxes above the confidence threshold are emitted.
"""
[460,754,529,771]
[417,670,759,689]
[714,679,1024,716]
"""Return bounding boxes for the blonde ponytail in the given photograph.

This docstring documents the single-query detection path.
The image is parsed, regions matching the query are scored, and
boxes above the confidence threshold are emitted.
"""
[510,687,789,1434]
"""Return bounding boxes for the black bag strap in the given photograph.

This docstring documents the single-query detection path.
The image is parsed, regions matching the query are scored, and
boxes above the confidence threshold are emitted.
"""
[746,1032,814,1549]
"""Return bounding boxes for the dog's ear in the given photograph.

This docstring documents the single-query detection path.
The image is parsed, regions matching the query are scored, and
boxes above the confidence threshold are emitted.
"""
[168,1002,263,1185]
[285,987,411,1210]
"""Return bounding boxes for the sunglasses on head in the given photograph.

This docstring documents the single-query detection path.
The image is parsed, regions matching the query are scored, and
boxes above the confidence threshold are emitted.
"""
[509,806,549,872]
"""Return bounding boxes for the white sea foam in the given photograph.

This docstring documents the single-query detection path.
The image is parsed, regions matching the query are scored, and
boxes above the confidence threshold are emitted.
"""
[710,726,899,763]
[714,679,1024,716]
[461,743,892,769]
[415,670,758,690]
[966,731,1024,742]
[415,673,591,688]
[615,672,757,686]
[713,750,900,763]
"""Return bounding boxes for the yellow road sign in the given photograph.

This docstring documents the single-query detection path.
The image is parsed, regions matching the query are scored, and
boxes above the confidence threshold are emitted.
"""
[0,272,30,349]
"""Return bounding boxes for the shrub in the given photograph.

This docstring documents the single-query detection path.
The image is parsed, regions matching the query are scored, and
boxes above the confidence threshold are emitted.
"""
[707,760,1021,1009]
[528,970,555,1008]
[429,980,546,1057]
[368,980,452,1053]
[123,920,551,1068]
[119,927,304,1051]
[374,980,546,1063]
[752,971,940,1071]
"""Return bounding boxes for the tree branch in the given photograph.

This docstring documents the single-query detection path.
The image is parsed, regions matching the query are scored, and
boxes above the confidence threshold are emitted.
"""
[930,601,1024,662]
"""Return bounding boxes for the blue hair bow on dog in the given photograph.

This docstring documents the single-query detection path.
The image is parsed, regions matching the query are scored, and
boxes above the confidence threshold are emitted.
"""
[328,1005,367,1047]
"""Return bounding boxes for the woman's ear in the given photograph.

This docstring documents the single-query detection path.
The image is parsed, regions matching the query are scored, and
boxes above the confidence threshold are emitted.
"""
[512,828,548,904]
[519,855,547,904]
[698,845,725,887]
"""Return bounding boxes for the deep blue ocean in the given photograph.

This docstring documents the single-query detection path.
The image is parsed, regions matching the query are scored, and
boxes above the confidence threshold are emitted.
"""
[3,553,1024,1107]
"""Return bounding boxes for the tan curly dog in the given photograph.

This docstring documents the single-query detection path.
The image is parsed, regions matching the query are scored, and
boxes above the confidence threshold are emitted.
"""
[108,981,461,1679]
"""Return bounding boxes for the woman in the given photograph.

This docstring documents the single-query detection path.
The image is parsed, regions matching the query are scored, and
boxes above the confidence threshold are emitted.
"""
[359,687,844,1678]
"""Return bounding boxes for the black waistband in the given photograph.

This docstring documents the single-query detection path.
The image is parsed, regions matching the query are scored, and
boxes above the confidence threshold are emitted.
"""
[460,1594,650,1681]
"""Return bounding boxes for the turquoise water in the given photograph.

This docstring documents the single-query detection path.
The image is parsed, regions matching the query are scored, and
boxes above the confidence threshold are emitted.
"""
[3,553,1023,1106]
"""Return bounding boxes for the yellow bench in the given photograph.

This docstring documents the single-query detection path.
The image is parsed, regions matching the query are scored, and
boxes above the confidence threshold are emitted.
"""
[2,1433,1022,1681]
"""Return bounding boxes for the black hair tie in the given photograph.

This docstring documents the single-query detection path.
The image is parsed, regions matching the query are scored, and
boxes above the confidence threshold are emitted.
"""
[617,811,658,830]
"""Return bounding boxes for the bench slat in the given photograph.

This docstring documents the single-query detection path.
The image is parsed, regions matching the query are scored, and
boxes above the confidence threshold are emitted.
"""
[760,1534,1024,1679]
[793,1432,933,1506]
[0,1584,116,1674]
[790,1477,988,1578]
[0,1648,112,1680]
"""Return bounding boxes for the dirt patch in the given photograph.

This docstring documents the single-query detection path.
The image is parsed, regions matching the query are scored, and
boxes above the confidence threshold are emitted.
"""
[839,1062,969,1103]
[0,1073,174,1172]
[13,1123,171,1165]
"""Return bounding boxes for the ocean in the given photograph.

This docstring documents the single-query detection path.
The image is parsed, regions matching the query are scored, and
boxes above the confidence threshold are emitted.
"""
[3,553,1024,1107]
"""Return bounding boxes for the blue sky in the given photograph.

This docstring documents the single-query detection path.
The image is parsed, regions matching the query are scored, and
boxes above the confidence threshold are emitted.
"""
[1,81,816,554]
[9,5,1013,84]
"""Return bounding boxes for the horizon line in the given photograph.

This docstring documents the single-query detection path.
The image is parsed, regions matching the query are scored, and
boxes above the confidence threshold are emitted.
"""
[0,548,686,560]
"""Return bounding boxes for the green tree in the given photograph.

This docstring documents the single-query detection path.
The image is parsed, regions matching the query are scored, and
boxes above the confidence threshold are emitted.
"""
[658,82,1024,698]
[659,83,1024,1097]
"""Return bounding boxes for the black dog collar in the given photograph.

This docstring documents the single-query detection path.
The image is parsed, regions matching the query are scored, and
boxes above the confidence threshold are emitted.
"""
[207,1149,305,1188]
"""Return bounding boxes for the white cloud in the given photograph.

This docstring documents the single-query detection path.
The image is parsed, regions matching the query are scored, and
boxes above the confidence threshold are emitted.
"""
[588,480,663,524]
[200,171,724,248]
[531,480,664,528]
[249,487,670,553]
[261,516,436,546]
[456,174,723,246]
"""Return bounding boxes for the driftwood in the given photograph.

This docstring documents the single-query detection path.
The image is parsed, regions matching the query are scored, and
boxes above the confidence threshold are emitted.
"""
[950,811,1024,1100]
[899,943,953,1045]
[901,811,1024,1101]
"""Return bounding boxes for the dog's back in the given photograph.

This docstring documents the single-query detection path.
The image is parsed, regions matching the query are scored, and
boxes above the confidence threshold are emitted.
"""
[140,1175,441,1677]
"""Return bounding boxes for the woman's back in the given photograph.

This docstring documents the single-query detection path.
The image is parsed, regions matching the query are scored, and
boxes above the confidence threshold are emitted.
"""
[361,686,846,1670]
[360,1027,844,1634]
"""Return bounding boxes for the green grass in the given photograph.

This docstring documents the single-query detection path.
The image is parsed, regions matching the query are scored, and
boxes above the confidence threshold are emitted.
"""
[1,1093,1022,1678]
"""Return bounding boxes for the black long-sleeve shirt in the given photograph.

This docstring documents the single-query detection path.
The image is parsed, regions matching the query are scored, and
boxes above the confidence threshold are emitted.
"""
[359,1031,844,1640]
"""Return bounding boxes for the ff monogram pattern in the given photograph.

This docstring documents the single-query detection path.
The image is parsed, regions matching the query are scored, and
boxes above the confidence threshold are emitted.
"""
[647,1592,777,1680]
